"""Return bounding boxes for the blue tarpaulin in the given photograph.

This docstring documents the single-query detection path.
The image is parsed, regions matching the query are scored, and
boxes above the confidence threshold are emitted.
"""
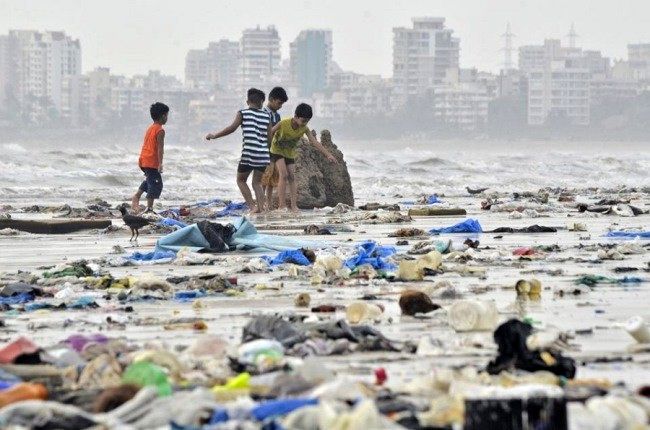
[345,240,397,270]
[604,231,650,239]
[155,218,320,254]
[262,249,311,266]
[229,218,320,252]
[155,224,211,253]
[215,202,248,217]
[429,218,483,234]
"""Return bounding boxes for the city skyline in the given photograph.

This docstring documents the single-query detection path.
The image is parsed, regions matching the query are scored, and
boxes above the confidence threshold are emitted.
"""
[3,0,650,79]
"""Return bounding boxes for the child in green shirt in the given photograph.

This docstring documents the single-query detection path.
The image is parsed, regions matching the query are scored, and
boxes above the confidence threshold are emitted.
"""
[268,103,336,212]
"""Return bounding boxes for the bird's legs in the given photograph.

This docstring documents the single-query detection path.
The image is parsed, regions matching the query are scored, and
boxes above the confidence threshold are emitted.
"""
[129,228,135,242]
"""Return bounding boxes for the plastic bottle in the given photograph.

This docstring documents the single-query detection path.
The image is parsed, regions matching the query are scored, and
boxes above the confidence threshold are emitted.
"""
[0,383,48,407]
[625,316,650,343]
[237,339,284,370]
[448,300,499,332]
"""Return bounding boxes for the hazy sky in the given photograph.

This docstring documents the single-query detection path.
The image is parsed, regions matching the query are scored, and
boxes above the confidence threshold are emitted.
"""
[3,0,649,79]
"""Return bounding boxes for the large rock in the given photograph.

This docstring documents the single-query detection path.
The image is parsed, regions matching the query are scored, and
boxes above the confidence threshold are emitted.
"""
[295,130,354,209]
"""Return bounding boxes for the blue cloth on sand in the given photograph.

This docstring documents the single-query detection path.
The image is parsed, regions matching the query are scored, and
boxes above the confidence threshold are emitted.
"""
[429,218,483,234]
[262,249,311,266]
[215,202,248,217]
[127,250,177,262]
[158,218,187,229]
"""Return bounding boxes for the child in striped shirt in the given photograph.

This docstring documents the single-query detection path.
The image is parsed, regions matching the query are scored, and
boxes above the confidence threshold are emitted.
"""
[206,88,270,213]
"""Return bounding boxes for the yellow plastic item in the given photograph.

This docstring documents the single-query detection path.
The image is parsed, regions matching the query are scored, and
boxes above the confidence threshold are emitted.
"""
[211,372,251,393]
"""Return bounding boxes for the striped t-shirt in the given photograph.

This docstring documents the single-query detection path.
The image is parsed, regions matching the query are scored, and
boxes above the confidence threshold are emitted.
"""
[264,106,280,127]
[239,108,271,168]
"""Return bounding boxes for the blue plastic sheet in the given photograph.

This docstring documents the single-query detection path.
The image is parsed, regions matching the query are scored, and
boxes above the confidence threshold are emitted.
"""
[0,293,34,305]
[230,218,321,252]
[215,202,248,217]
[426,194,443,204]
[604,231,650,239]
[158,218,188,229]
[251,398,319,421]
[208,409,229,424]
[262,249,311,266]
[174,290,207,301]
[155,218,320,254]
[127,250,177,262]
[429,218,483,234]
[344,241,397,270]
[155,224,211,253]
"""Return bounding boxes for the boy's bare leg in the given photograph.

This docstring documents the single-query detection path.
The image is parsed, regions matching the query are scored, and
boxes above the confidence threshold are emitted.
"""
[131,190,144,213]
[251,170,265,213]
[146,197,155,212]
[287,163,299,213]
[275,159,289,210]
[265,186,274,211]
[236,171,256,212]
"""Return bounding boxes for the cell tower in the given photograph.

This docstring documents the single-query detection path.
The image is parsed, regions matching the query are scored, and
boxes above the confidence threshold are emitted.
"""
[501,23,515,71]
[567,23,579,48]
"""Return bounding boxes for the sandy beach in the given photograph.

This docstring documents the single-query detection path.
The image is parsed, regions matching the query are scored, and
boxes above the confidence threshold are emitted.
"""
[1,186,649,428]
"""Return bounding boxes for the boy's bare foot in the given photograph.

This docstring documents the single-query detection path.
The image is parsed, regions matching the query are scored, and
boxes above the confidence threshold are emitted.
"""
[290,206,300,214]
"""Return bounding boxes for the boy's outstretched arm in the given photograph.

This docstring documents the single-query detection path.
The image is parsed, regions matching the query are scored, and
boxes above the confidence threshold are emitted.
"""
[306,131,337,163]
[157,129,165,173]
[206,112,242,140]
[268,122,280,146]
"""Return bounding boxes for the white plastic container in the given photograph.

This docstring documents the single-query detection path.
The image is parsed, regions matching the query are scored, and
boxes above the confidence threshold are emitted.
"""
[448,300,499,332]
[345,302,383,324]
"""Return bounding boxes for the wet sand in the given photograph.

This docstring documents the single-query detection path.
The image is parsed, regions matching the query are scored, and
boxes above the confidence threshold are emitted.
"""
[1,194,648,398]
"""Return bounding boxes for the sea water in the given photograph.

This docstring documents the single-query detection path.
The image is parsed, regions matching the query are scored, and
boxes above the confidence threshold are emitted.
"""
[1,138,648,206]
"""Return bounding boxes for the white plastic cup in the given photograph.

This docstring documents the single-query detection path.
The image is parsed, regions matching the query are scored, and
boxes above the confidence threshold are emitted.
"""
[625,316,650,343]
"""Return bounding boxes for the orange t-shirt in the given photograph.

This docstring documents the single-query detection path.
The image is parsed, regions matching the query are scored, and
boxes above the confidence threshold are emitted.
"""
[138,123,163,169]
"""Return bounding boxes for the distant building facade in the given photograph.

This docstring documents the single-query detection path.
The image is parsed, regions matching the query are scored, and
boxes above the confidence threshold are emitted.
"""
[240,26,281,88]
[392,17,460,105]
[290,29,332,97]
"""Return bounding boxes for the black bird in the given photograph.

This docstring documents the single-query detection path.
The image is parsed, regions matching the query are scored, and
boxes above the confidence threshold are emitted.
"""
[118,205,151,241]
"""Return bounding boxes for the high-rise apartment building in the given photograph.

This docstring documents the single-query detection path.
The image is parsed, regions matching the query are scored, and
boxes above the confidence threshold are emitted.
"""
[524,40,591,125]
[392,17,460,105]
[240,26,281,87]
[185,39,240,90]
[289,29,332,96]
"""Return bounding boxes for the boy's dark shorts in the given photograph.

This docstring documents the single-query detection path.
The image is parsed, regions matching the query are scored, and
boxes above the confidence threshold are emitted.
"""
[270,154,295,165]
[237,162,267,174]
[139,168,163,199]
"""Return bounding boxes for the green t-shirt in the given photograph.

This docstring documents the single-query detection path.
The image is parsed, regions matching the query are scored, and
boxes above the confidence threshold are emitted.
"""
[270,118,309,160]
